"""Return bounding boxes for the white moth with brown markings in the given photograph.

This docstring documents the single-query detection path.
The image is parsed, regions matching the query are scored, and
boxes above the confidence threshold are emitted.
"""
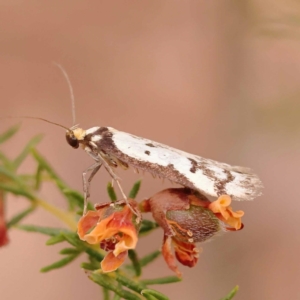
[66,125,263,214]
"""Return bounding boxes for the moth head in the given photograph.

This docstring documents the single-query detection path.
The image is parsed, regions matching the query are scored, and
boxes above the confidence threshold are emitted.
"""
[66,126,86,149]
[66,130,79,149]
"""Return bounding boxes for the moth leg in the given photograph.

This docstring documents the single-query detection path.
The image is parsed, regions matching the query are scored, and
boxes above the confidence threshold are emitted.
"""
[103,165,126,199]
[100,157,142,223]
[82,162,102,215]
[87,164,102,198]
[94,199,126,210]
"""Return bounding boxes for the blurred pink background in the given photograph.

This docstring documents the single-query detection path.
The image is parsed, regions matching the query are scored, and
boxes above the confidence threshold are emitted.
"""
[1,1,300,299]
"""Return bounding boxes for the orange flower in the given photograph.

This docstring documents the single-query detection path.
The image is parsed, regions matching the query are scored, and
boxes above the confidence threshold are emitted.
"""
[140,188,244,276]
[78,200,139,273]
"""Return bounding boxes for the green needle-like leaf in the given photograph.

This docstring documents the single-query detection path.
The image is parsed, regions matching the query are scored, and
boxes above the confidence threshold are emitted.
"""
[111,273,173,300]
[107,182,117,202]
[31,150,84,210]
[31,149,66,191]
[220,285,239,300]
[139,250,161,267]
[0,166,26,186]
[62,189,84,205]
[107,272,158,296]
[141,289,169,300]
[141,295,157,300]
[19,174,37,187]
[90,273,142,300]
[0,124,20,144]
[46,234,66,245]
[63,189,93,210]
[7,206,36,228]
[128,250,142,277]
[0,151,14,170]
[16,224,71,236]
[81,262,99,271]
[103,287,111,300]
[31,149,59,178]
[128,181,141,199]
[107,272,143,293]
[139,220,159,236]
[0,182,35,201]
[141,276,181,285]
[112,283,123,300]
[113,294,121,300]
[60,248,81,255]
[61,232,83,248]
[85,248,105,261]
[34,165,43,190]
[88,256,101,269]
[13,135,43,170]
[40,254,79,272]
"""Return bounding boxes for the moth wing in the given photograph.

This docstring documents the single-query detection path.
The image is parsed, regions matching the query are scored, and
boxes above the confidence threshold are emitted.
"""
[98,128,263,201]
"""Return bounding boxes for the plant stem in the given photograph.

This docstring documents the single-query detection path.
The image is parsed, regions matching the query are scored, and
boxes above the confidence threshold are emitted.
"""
[35,198,77,231]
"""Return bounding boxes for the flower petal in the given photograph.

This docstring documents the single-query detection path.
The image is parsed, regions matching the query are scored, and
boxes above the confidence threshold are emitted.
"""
[113,229,138,256]
[162,235,182,277]
[208,195,244,230]
[173,239,200,268]
[208,195,231,217]
[77,210,101,240]
[224,208,244,230]
[101,251,128,273]
[83,214,115,244]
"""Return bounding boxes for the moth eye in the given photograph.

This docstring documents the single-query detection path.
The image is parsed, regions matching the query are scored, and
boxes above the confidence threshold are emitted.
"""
[66,133,79,149]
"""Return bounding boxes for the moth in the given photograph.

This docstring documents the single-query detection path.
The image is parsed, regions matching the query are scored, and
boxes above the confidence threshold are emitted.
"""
[65,125,263,214]
[21,64,263,215]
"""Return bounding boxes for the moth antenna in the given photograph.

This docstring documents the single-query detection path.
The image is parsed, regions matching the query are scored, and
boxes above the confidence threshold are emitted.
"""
[6,116,69,131]
[53,62,76,126]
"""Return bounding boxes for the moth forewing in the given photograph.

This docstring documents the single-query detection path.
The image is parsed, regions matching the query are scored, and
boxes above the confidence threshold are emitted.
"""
[78,126,263,202]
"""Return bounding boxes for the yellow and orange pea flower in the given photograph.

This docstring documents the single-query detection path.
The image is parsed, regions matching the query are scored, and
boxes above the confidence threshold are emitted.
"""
[77,188,244,276]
